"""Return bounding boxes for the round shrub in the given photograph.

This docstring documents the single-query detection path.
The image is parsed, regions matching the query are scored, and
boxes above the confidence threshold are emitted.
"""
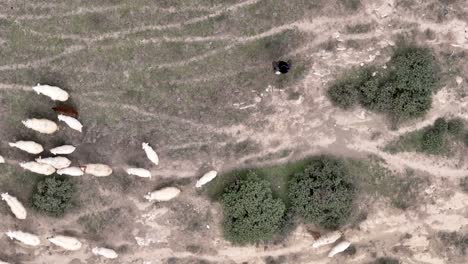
[421,127,445,154]
[32,176,75,217]
[433,117,448,133]
[447,118,464,136]
[288,156,355,229]
[222,174,286,244]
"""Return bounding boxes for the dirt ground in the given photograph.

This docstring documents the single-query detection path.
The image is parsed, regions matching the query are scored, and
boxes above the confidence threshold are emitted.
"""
[0,0,467,263]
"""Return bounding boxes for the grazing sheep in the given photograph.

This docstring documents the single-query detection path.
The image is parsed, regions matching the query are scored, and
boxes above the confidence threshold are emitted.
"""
[36,156,71,169]
[9,141,44,154]
[6,231,40,246]
[57,114,83,132]
[126,168,151,178]
[0,259,10,264]
[32,84,69,101]
[1,193,27,220]
[312,231,342,248]
[84,164,112,177]
[196,170,217,188]
[50,145,76,155]
[41,156,71,167]
[0,155,4,163]
[19,161,55,175]
[52,105,78,118]
[328,241,351,257]
[22,118,58,134]
[92,247,118,259]
[144,187,180,202]
[47,235,82,251]
[142,143,159,165]
[57,167,84,177]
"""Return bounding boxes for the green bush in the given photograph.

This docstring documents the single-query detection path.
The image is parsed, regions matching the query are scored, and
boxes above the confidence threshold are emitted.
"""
[447,118,464,136]
[31,177,75,217]
[327,67,371,109]
[222,174,286,244]
[288,156,355,229]
[385,118,456,155]
[421,118,447,154]
[327,45,438,123]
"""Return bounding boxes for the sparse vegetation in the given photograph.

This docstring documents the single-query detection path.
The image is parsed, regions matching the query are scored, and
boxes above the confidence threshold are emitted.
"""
[385,117,467,155]
[346,156,427,210]
[221,174,286,244]
[78,208,123,236]
[288,156,355,229]
[447,118,464,136]
[31,177,75,217]
[346,23,372,34]
[437,231,468,255]
[369,257,400,264]
[327,44,438,124]
[460,176,468,193]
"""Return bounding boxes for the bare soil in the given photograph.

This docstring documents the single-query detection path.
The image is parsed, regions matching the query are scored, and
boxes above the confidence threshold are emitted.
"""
[0,0,468,263]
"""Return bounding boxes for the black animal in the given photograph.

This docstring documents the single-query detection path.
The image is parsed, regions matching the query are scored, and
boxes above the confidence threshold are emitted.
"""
[273,60,291,75]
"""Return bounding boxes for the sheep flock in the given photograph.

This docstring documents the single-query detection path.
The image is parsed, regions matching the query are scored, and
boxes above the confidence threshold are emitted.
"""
[0,84,219,262]
[0,84,350,262]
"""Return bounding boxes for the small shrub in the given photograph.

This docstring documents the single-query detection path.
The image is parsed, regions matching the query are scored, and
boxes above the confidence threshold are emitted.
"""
[390,170,427,210]
[31,177,75,217]
[222,174,286,244]
[421,122,446,154]
[340,0,361,10]
[433,117,448,132]
[327,67,372,109]
[447,118,464,136]
[385,118,455,155]
[437,231,468,255]
[288,156,355,229]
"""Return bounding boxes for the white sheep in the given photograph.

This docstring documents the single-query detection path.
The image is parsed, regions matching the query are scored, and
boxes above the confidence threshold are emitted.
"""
[48,235,82,251]
[6,230,40,246]
[328,241,351,257]
[32,84,69,101]
[126,168,151,178]
[50,145,76,155]
[57,167,84,177]
[57,114,83,132]
[84,164,112,177]
[36,156,71,169]
[19,161,55,175]
[92,247,118,259]
[312,231,342,248]
[144,187,180,202]
[1,193,27,220]
[22,118,58,134]
[142,142,159,165]
[9,141,44,154]
[0,259,10,264]
[0,155,4,163]
[196,170,217,188]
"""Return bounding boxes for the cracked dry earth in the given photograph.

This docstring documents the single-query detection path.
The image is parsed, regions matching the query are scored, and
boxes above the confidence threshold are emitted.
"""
[0,0,468,263]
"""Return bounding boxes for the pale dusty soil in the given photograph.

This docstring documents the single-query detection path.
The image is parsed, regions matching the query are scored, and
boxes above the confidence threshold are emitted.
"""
[1,0,468,263]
